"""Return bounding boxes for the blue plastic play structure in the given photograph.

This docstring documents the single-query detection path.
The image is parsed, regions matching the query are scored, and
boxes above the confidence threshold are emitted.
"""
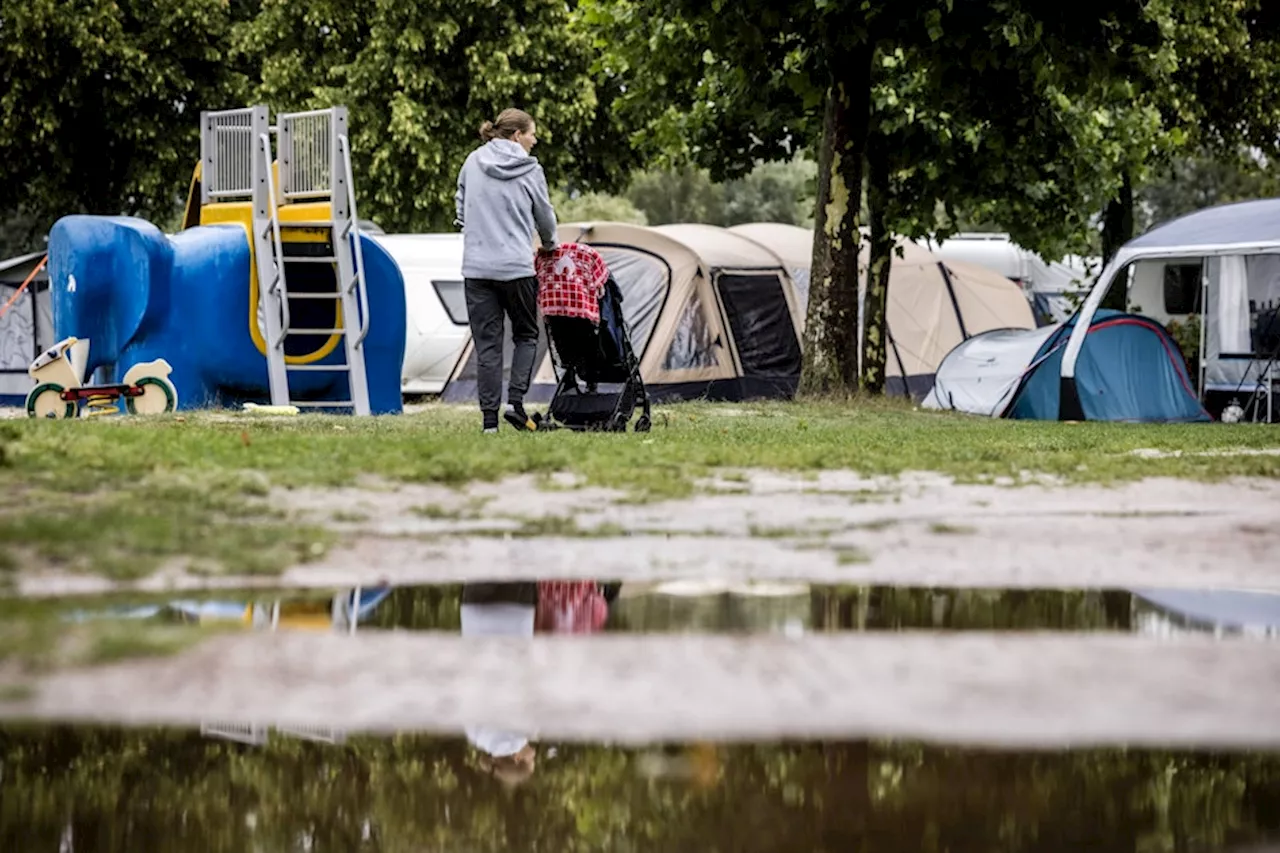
[1007,309,1210,422]
[45,215,406,414]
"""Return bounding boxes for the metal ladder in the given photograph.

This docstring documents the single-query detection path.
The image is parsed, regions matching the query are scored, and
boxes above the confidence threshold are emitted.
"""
[199,105,372,415]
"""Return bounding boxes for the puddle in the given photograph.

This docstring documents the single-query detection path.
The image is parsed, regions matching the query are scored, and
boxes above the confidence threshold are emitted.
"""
[1,721,1278,852]
[46,580,1280,638]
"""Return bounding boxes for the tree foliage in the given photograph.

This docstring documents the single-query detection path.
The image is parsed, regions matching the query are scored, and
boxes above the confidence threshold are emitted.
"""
[0,0,252,244]
[237,0,637,233]
[624,157,817,228]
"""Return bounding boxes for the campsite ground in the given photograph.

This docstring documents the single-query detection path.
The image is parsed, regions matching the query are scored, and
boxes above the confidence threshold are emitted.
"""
[3,399,1280,745]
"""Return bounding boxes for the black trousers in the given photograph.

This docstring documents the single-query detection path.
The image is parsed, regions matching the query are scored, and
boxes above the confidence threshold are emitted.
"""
[465,276,539,413]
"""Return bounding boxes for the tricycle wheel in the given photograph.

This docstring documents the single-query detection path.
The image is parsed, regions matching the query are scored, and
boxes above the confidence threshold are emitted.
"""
[26,383,75,419]
[126,376,178,415]
[634,414,651,433]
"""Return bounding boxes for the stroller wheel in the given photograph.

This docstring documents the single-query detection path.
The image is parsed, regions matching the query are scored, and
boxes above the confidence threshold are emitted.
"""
[634,415,651,433]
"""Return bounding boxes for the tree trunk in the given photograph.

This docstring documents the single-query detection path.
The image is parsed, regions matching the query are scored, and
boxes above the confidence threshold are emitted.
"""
[800,44,875,397]
[1100,172,1134,311]
[861,131,893,394]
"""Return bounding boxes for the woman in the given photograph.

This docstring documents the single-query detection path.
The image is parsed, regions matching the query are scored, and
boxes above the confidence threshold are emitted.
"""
[455,108,558,433]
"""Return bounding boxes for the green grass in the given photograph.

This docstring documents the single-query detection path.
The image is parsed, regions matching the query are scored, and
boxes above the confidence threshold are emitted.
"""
[1,399,1278,580]
[834,546,871,565]
[0,683,34,702]
[928,522,977,535]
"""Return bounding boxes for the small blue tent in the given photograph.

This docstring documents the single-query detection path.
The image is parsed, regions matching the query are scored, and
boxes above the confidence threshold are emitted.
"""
[924,310,1211,422]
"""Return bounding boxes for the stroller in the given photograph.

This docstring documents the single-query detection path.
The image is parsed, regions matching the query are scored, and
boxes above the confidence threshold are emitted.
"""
[532,244,652,432]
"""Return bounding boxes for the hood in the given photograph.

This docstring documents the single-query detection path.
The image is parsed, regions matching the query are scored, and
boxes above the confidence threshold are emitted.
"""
[476,138,539,180]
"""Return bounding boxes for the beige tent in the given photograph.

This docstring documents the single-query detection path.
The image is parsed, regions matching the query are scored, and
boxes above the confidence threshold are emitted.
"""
[728,223,813,319]
[729,224,1035,397]
[443,222,806,403]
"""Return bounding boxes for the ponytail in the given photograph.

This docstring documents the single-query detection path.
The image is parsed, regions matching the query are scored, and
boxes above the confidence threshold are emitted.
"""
[478,109,534,143]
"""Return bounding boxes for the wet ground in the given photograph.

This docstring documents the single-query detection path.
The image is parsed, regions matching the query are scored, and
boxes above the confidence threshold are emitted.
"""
[3,721,1280,852]
[5,470,1280,849]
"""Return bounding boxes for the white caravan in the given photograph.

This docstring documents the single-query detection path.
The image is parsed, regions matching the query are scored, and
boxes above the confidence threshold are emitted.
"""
[367,233,471,396]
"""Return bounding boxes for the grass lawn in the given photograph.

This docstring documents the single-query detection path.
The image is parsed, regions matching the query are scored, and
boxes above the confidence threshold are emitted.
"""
[1,399,1278,581]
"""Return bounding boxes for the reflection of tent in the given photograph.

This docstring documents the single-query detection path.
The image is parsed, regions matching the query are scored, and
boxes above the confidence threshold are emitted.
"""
[924,309,1210,421]
[0,252,52,406]
[1132,587,1280,637]
[731,226,1036,398]
[367,234,470,395]
[1059,199,1280,421]
[442,222,806,403]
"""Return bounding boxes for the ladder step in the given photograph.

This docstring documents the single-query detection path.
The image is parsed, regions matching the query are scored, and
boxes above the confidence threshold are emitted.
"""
[286,364,351,372]
[287,292,342,300]
[286,328,346,335]
[291,400,355,408]
[283,256,337,264]
[278,221,336,229]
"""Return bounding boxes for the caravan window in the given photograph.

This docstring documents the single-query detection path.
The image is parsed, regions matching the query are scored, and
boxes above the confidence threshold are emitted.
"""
[432,279,468,325]
[1163,263,1202,315]
[597,247,668,358]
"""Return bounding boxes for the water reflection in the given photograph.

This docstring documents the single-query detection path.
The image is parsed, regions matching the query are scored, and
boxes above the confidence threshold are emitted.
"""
[56,581,1280,639]
[1,722,1278,852]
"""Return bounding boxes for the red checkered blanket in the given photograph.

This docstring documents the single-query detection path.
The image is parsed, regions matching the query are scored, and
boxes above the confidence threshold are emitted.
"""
[535,243,609,324]
[535,580,609,633]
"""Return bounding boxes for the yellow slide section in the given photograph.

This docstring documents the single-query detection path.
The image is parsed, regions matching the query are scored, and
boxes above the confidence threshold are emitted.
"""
[180,162,345,364]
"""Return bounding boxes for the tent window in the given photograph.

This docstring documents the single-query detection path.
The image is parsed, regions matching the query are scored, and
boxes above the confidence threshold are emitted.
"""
[1163,263,1202,315]
[0,282,36,373]
[432,279,468,325]
[597,248,667,358]
[716,273,803,377]
[662,293,718,370]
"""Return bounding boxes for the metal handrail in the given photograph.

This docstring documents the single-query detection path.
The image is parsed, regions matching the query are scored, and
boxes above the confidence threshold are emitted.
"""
[259,132,291,343]
[202,108,257,200]
[338,134,371,346]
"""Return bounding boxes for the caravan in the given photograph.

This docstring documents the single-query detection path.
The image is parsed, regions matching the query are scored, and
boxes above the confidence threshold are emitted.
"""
[926,199,1280,422]
[367,233,472,396]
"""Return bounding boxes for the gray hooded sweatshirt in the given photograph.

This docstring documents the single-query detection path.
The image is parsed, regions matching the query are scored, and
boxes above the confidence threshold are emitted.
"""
[455,138,558,281]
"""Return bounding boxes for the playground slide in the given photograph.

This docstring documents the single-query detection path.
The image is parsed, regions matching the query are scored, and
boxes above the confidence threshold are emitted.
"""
[45,215,406,413]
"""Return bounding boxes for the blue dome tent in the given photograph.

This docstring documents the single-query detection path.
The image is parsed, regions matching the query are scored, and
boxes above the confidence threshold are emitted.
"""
[926,198,1280,422]
[924,310,1209,422]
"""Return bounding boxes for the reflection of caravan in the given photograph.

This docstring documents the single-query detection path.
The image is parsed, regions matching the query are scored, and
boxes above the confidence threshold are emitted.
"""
[443,222,807,403]
[367,234,471,396]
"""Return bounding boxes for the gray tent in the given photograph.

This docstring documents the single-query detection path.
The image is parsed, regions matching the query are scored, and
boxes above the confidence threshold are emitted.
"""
[0,252,51,406]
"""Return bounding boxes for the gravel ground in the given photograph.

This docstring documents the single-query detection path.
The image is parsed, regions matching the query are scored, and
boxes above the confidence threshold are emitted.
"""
[2,630,1278,748]
[17,471,1280,596]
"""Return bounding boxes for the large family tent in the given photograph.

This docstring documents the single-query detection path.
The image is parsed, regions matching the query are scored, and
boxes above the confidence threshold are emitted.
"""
[728,223,814,317]
[0,251,52,406]
[367,233,471,395]
[923,309,1209,422]
[921,232,1098,326]
[1062,198,1279,421]
[734,226,1036,398]
[442,222,806,403]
